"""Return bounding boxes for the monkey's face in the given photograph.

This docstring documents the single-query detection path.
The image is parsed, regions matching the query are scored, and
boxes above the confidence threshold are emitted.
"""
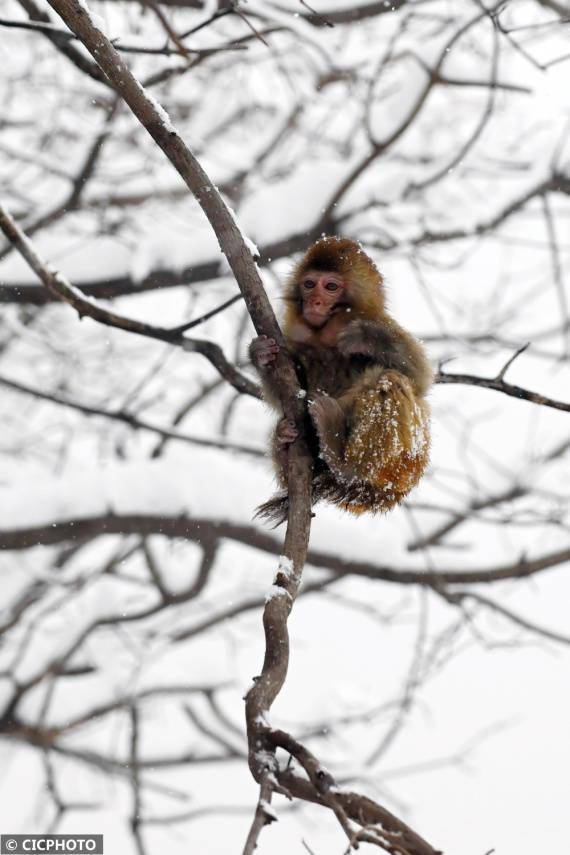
[299,269,346,328]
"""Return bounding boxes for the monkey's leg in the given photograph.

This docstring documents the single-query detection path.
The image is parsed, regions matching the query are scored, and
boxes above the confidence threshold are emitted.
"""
[344,371,430,494]
[307,394,352,478]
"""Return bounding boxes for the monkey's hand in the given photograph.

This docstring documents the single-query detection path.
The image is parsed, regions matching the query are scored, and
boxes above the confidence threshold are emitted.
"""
[337,320,385,359]
[338,320,407,370]
[250,335,280,369]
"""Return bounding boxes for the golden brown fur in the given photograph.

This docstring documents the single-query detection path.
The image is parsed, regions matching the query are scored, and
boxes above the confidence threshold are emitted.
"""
[252,236,432,523]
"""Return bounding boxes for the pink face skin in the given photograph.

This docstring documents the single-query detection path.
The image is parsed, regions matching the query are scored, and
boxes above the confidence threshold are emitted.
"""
[300,269,345,328]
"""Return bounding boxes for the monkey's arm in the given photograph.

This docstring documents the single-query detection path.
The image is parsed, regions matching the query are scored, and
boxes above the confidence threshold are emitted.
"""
[249,335,283,408]
[250,336,302,481]
[337,319,432,396]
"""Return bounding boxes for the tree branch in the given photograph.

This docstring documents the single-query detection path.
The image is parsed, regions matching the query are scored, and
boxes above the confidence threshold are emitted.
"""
[435,369,570,413]
[2,512,569,588]
[35,1,343,848]
[0,373,262,456]
[242,776,277,855]
[16,0,109,85]
[0,203,261,399]
[445,590,570,646]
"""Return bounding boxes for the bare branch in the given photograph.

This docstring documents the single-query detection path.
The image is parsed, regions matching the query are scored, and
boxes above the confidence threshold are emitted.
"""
[542,194,570,355]
[0,373,263,456]
[16,0,109,85]
[435,367,570,413]
[0,15,245,55]
[42,0,293,413]
[5,169,568,307]
[495,343,530,381]
[0,203,261,399]
[242,776,277,855]
[407,485,525,551]
[2,513,570,588]
[445,590,570,646]
[0,98,120,264]
[129,704,147,855]
[0,224,331,304]
[169,292,244,333]
[27,7,408,852]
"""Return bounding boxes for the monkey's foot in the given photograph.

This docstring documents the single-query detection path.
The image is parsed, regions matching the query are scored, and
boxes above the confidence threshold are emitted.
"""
[274,418,298,473]
[276,418,298,445]
[308,395,347,471]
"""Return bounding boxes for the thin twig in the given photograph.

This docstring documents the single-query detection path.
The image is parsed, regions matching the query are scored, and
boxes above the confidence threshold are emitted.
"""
[129,704,146,855]
[435,369,570,413]
[495,343,530,381]
[542,194,570,356]
[0,15,245,56]
[233,7,270,47]
[299,0,334,28]
[0,203,261,400]
[446,590,570,646]
[179,6,235,39]
[169,293,243,333]
[0,373,263,456]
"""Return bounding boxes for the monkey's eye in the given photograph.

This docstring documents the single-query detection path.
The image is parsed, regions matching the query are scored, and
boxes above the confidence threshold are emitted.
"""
[303,280,316,290]
[325,282,340,291]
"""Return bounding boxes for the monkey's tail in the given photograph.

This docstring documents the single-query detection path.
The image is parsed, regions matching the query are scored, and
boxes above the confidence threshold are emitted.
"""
[255,472,403,526]
[253,474,335,526]
[254,490,290,527]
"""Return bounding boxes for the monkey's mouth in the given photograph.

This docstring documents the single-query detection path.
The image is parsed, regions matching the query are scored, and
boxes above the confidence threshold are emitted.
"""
[303,309,329,328]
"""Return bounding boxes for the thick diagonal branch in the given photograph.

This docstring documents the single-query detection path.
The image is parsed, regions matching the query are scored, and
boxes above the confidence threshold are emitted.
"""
[29,3,438,850]
[42,0,312,843]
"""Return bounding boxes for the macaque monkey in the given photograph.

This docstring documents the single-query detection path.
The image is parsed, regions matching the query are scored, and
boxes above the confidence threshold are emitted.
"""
[250,237,432,523]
